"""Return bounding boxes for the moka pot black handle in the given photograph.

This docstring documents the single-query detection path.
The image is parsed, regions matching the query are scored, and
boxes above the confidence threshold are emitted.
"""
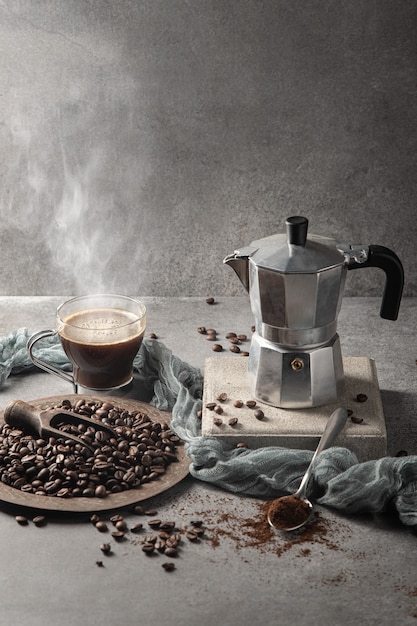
[347,245,404,320]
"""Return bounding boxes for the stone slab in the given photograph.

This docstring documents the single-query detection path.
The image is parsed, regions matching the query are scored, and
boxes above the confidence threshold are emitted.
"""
[202,356,386,461]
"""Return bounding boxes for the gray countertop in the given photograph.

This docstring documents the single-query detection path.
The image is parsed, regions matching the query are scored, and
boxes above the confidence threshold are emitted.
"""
[0,296,416,626]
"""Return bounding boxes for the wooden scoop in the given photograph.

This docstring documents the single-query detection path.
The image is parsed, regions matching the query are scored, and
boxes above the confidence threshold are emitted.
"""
[3,400,117,453]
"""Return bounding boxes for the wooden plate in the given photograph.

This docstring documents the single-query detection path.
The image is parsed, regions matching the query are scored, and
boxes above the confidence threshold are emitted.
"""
[0,395,189,512]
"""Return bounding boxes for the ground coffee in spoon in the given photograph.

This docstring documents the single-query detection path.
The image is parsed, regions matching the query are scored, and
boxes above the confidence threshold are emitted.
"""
[268,495,312,530]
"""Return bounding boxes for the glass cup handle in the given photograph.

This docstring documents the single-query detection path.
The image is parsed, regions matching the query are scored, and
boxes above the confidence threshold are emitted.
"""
[27,329,77,393]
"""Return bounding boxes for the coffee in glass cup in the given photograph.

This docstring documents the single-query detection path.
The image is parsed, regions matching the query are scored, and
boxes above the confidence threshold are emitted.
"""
[27,294,147,393]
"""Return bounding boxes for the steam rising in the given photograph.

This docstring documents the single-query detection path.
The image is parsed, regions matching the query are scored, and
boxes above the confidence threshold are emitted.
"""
[50,147,117,295]
[7,104,140,296]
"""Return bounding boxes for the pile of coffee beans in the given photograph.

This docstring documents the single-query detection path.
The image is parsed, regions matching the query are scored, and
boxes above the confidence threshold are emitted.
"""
[0,399,180,499]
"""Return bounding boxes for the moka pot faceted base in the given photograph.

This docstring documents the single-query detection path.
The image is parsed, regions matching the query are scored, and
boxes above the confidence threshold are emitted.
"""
[247,331,344,409]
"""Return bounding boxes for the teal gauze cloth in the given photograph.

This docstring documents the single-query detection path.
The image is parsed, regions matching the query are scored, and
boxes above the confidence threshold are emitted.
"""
[1,328,417,527]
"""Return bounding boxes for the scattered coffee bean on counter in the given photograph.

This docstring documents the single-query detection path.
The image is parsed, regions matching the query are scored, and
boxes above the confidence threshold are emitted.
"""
[0,398,181,500]
[162,562,176,572]
[100,543,111,554]
[197,320,252,354]
[205,297,215,305]
[216,392,228,403]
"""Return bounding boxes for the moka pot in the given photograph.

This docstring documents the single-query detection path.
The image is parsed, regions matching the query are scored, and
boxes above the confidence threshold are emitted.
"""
[224,216,404,409]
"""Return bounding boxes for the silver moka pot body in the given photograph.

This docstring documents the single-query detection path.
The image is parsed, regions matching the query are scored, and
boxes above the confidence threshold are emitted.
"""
[224,216,403,408]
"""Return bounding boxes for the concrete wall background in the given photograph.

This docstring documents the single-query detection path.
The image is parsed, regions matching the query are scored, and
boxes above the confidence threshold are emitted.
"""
[0,0,416,298]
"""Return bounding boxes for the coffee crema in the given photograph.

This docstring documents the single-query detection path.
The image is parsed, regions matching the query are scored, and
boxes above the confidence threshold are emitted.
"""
[58,307,145,390]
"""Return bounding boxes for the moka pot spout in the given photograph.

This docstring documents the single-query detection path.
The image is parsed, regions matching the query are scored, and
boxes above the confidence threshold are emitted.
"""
[223,250,252,292]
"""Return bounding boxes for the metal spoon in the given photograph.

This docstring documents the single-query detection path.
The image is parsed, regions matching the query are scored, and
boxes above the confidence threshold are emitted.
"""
[267,407,348,532]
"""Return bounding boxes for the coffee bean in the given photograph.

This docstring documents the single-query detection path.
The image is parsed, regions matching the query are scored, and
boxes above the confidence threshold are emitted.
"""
[254,410,264,420]
[228,337,240,344]
[205,297,215,305]
[216,392,228,403]
[155,539,166,552]
[94,485,107,498]
[246,400,257,408]
[16,515,28,525]
[240,352,249,357]
[350,415,364,424]
[225,332,237,339]
[33,515,46,527]
[233,400,244,408]
[212,344,223,352]
[141,543,155,555]
[148,519,161,529]
[95,521,108,533]
[100,543,111,554]
[162,562,176,572]
[228,417,238,426]
[144,509,158,516]
[236,442,249,448]
[186,531,199,542]
[206,334,217,341]
[130,523,144,533]
[237,334,247,341]
[205,403,216,411]
[164,547,178,557]
[214,405,223,415]
[197,326,207,334]
[148,332,157,339]
[111,530,126,541]
[229,345,241,353]
[213,417,223,426]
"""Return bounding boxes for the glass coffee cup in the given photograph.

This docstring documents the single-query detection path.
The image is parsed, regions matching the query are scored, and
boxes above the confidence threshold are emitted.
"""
[27,294,147,393]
